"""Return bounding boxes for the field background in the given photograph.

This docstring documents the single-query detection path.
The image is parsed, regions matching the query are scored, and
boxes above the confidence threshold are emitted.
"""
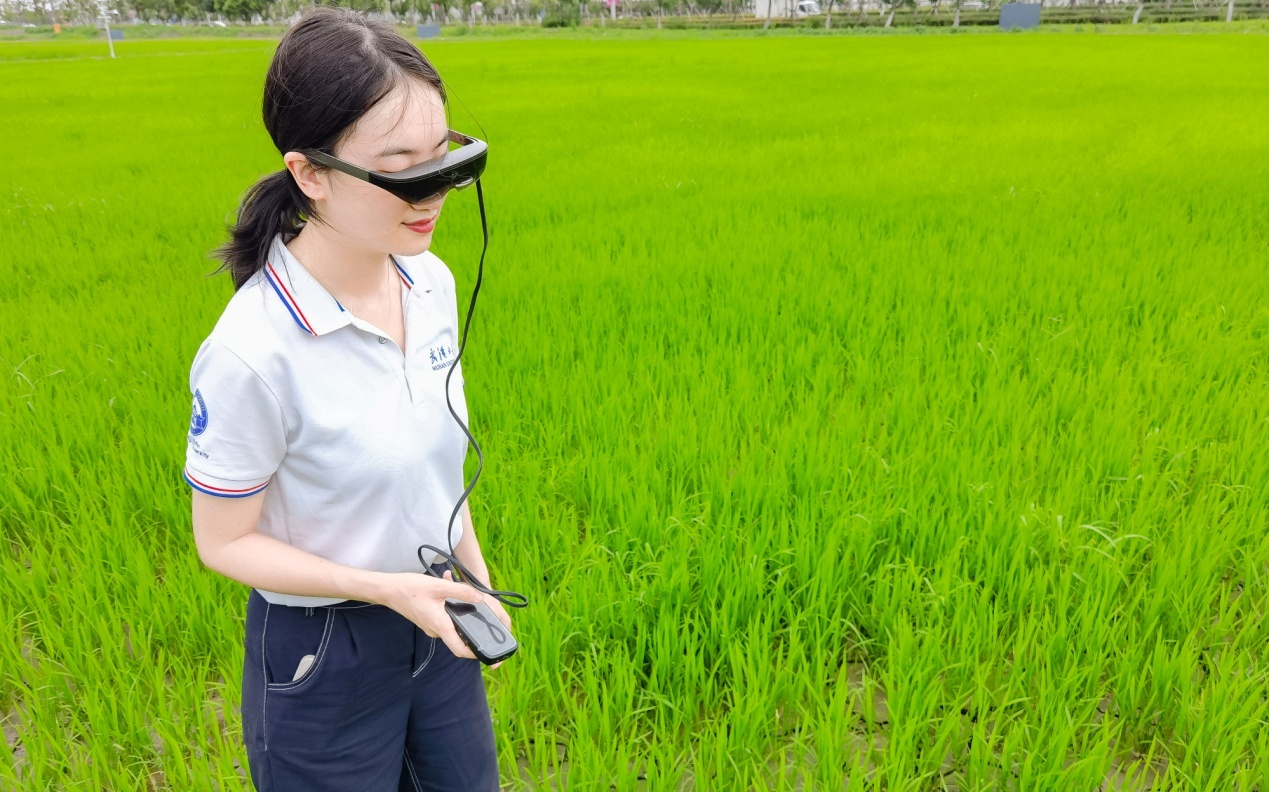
[1,27,1267,790]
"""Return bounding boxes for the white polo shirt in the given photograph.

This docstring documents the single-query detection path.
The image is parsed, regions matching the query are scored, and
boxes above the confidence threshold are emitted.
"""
[184,233,469,607]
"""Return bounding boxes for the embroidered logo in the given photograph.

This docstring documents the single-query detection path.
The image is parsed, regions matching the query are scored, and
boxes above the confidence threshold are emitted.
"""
[428,344,456,372]
[189,389,209,436]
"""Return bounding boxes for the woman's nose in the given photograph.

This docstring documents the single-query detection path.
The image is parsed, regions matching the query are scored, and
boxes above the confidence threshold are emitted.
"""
[409,192,448,210]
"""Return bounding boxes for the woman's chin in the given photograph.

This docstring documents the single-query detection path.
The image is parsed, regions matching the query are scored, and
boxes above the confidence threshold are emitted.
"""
[396,229,433,254]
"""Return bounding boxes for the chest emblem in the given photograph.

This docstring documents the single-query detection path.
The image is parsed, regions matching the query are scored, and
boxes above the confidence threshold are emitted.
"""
[428,344,456,371]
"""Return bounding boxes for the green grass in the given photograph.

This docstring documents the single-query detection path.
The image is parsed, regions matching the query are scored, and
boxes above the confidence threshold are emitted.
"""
[2,30,1267,790]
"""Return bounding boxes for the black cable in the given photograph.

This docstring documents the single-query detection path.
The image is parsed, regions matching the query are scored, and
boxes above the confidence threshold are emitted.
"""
[418,178,528,610]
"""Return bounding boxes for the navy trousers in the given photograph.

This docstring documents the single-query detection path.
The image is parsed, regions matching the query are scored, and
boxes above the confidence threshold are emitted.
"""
[240,560,501,791]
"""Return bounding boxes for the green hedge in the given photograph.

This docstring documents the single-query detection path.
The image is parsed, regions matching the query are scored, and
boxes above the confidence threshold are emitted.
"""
[542,1,582,26]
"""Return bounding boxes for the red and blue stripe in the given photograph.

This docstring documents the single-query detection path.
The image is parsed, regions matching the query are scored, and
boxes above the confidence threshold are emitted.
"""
[184,468,270,498]
[393,257,414,289]
[264,261,317,335]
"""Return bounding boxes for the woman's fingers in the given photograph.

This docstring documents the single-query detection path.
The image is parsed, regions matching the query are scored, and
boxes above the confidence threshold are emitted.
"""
[436,570,480,659]
[442,570,484,603]
[438,624,476,661]
[414,604,476,660]
[384,570,490,660]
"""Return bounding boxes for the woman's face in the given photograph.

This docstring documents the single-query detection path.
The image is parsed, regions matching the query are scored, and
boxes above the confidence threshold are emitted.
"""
[300,79,451,257]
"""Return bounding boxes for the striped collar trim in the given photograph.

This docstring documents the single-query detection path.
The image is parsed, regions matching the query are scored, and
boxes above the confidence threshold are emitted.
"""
[262,235,420,337]
[395,258,415,289]
[264,261,323,335]
[264,235,349,336]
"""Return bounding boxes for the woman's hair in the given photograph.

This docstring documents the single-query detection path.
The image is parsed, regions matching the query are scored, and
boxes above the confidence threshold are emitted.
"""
[213,7,447,290]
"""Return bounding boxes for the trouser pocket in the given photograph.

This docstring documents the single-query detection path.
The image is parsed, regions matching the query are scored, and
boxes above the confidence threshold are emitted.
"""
[242,592,419,791]
[262,605,334,690]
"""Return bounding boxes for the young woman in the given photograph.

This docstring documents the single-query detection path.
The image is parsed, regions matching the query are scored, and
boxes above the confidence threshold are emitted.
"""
[184,8,509,790]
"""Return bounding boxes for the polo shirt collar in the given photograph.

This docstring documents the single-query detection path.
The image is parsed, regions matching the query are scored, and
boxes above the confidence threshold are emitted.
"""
[263,235,420,337]
[263,235,348,336]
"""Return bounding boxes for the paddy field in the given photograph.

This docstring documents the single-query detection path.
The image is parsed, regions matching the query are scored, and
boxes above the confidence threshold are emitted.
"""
[1,24,1266,790]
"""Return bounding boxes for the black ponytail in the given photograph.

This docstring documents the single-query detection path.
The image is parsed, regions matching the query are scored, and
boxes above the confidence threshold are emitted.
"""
[214,169,312,291]
[210,6,447,291]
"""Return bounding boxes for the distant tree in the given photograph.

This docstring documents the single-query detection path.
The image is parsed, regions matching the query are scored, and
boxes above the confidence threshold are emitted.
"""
[215,0,268,20]
[58,0,102,23]
[311,0,388,12]
[881,0,912,25]
[134,0,182,22]
[406,0,441,23]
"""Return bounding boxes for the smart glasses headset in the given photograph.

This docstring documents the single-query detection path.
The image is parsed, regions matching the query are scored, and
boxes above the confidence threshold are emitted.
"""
[306,129,487,205]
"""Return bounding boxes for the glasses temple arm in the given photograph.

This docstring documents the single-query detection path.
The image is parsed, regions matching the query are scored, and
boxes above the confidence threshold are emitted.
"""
[305,150,372,183]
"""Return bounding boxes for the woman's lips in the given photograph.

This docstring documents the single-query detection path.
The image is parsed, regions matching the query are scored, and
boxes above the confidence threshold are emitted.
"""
[404,216,437,233]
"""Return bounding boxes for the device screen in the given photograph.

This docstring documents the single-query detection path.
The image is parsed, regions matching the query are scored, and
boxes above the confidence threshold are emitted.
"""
[446,599,517,662]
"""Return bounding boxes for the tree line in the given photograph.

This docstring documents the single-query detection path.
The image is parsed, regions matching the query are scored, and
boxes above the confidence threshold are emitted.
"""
[1,0,1262,26]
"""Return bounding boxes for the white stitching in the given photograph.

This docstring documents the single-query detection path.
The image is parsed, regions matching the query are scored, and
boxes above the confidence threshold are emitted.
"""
[261,602,270,750]
[266,609,335,692]
[404,750,424,792]
[269,600,376,610]
[412,636,437,678]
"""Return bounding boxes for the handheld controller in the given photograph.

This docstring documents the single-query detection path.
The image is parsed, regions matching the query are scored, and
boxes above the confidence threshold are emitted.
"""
[444,598,518,665]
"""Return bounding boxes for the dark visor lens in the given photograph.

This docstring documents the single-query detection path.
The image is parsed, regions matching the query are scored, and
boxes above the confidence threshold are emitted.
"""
[370,164,483,204]
[373,174,454,204]
[308,132,486,205]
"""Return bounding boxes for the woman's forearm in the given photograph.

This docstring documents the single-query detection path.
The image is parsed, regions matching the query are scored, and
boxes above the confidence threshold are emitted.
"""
[192,492,484,605]
[199,529,399,605]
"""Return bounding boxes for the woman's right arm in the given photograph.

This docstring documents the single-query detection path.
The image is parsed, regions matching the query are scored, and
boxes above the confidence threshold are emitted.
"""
[191,489,486,661]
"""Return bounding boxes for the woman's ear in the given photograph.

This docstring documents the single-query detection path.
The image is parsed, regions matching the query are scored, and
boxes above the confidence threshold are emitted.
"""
[282,151,327,202]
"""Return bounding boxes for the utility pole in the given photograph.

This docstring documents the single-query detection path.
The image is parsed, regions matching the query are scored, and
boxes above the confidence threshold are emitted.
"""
[97,0,115,58]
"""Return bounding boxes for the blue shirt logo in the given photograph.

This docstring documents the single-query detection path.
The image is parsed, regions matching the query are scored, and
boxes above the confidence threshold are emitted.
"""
[428,344,456,371]
[190,389,208,436]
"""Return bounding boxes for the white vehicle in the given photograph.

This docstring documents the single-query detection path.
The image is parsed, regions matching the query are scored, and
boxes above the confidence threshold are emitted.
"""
[753,0,822,17]
[960,0,984,8]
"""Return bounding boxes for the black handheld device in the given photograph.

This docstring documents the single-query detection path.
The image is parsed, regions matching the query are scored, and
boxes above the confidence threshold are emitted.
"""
[421,544,526,666]
[443,598,518,664]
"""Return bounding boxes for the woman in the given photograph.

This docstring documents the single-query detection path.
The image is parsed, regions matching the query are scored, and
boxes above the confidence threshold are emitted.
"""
[184,8,510,790]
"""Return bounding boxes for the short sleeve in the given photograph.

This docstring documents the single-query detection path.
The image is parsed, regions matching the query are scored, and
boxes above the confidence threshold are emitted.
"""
[183,340,287,498]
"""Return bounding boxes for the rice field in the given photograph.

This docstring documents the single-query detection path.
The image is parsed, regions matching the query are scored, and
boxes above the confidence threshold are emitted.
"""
[1,26,1267,791]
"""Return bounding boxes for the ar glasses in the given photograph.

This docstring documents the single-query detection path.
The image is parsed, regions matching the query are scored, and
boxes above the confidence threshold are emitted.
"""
[306,129,487,205]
